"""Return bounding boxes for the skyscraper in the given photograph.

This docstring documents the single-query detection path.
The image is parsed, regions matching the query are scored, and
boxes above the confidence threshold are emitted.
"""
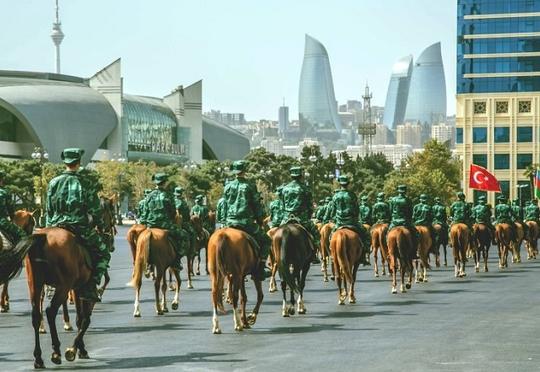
[456,0,540,204]
[404,42,447,125]
[298,34,341,138]
[382,55,413,129]
[278,105,289,135]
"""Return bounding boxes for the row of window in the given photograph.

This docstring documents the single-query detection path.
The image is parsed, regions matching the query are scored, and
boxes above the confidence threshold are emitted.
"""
[458,0,540,17]
[459,56,540,74]
[456,126,533,143]
[458,37,540,55]
[457,76,540,94]
[459,17,540,35]
[472,153,533,169]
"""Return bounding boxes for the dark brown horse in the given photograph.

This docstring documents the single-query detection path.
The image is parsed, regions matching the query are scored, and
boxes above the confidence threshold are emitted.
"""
[414,226,432,283]
[450,223,469,278]
[330,228,364,304]
[272,223,312,315]
[511,222,525,263]
[208,228,263,334]
[387,227,415,293]
[472,223,491,272]
[190,214,210,277]
[319,222,334,282]
[525,220,539,260]
[496,223,513,269]
[371,223,389,278]
[432,223,449,267]
[98,196,117,297]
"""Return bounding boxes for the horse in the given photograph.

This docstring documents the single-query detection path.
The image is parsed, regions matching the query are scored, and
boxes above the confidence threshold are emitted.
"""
[267,226,279,293]
[319,222,334,282]
[414,225,432,283]
[496,223,514,269]
[330,228,365,305]
[98,196,117,297]
[511,222,525,263]
[472,223,491,272]
[272,223,312,316]
[525,220,539,260]
[0,210,36,313]
[127,228,181,317]
[190,214,210,277]
[208,228,264,334]
[370,223,388,277]
[450,223,469,278]
[387,227,415,294]
[432,223,448,267]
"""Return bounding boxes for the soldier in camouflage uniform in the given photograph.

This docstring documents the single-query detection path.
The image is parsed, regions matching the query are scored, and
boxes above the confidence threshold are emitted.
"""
[137,189,152,224]
[145,173,188,271]
[388,185,418,249]
[268,187,284,228]
[222,160,270,280]
[315,199,326,223]
[191,195,210,231]
[471,195,496,244]
[279,166,320,251]
[413,194,435,248]
[450,192,472,227]
[358,195,373,226]
[46,148,111,302]
[372,192,390,225]
[524,199,540,224]
[494,195,515,239]
[326,175,369,265]
[511,198,528,236]
[0,170,27,244]
[174,186,197,257]
[432,196,449,241]
[321,196,333,224]
[216,196,227,229]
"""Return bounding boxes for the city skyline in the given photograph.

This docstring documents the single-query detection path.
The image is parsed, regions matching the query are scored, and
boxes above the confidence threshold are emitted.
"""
[0,0,456,120]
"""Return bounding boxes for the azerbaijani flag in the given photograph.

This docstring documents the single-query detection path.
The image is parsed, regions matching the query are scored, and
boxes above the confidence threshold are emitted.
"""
[535,168,540,198]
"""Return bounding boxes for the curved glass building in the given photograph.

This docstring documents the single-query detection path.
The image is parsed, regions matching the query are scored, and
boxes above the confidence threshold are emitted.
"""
[298,34,341,137]
[382,55,413,129]
[404,42,447,125]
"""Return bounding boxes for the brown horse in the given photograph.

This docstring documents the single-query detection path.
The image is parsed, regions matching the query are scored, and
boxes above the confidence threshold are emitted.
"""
[330,228,364,304]
[190,214,210,278]
[319,222,334,282]
[472,224,491,272]
[272,224,312,316]
[413,226,432,283]
[371,223,389,277]
[387,227,415,293]
[127,228,181,317]
[511,222,525,263]
[98,196,117,298]
[267,226,279,293]
[432,223,448,267]
[496,223,513,269]
[0,210,36,313]
[208,228,263,334]
[450,223,469,278]
[525,220,539,260]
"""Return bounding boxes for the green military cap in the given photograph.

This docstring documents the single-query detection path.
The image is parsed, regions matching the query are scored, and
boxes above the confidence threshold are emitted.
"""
[174,186,184,195]
[338,175,349,185]
[478,195,486,201]
[152,173,168,184]
[231,160,246,174]
[457,191,465,198]
[361,195,368,201]
[61,148,84,165]
[195,194,204,200]
[325,196,332,203]
[377,192,385,198]
[419,194,428,201]
[434,197,441,203]
[144,189,152,196]
[319,199,325,204]
[497,194,506,201]
[397,184,407,192]
[290,166,303,178]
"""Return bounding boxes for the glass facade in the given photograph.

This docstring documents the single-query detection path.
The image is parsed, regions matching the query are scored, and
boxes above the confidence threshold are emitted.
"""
[517,126,533,142]
[517,153,533,168]
[382,55,412,129]
[473,127,487,143]
[456,127,464,143]
[403,42,447,125]
[518,180,532,201]
[494,127,510,142]
[298,35,341,135]
[457,1,540,94]
[494,153,510,169]
[499,180,510,198]
[473,153,487,167]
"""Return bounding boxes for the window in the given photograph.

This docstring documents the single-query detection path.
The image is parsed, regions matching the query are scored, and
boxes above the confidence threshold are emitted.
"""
[473,127,487,143]
[518,181,531,202]
[517,126,533,142]
[494,154,510,169]
[473,190,487,204]
[456,128,463,144]
[495,101,508,114]
[473,154,487,168]
[499,180,510,199]
[517,153,533,169]
[474,101,486,114]
[494,127,509,143]
[519,100,532,113]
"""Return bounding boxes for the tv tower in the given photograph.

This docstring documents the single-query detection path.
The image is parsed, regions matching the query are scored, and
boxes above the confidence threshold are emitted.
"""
[358,83,376,155]
[50,0,64,74]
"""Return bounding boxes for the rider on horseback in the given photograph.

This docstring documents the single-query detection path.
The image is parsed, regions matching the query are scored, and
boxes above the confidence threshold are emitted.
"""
[174,187,197,257]
[525,199,540,224]
[315,199,326,224]
[279,166,320,255]
[372,192,390,225]
[268,187,284,228]
[191,195,210,232]
[388,185,418,249]
[327,175,370,265]
[0,170,27,245]
[494,195,515,238]
[46,148,111,302]
[137,189,152,224]
[216,195,227,229]
[450,192,472,229]
[511,198,528,237]
[472,195,496,244]
[432,196,449,238]
[358,195,373,226]
[222,160,271,280]
[321,196,333,225]
[413,194,435,248]
[145,173,188,272]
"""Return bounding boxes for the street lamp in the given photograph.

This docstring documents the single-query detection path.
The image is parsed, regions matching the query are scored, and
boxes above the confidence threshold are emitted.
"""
[335,152,345,178]
[517,184,528,208]
[111,153,127,225]
[31,146,49,227]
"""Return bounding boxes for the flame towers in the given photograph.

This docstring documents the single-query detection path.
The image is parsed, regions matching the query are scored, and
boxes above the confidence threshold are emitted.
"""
[298,34,341,138]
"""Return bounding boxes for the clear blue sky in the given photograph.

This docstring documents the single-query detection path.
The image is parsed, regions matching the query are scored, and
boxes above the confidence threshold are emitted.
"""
[0,0,456,120]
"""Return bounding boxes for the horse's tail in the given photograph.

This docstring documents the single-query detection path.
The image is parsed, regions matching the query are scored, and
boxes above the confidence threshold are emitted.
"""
[213,233,227,312]
[127,229,151,287]
[0,234,45,285]
[335,231,354,284]
[378,225,389,261]
[278,226,299,294]
[397,228,413,272]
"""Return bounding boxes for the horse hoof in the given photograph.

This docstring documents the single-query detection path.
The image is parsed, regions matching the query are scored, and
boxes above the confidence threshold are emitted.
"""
[163,307,169,313]
[171,302,179,311]
[65,348,76,362]
[168,285,175,291]
[0,307,7,313]
[330,276,335,281]
[134,311,141,318]
[405,283,411,289]
[323,277,329,283]
[338,300,345,305]
[64,323,73,331]
[349,298,356,304]
[157,311,164,316]
[484,268,488,272]
[282,311,289,317]
[288,307,295,315]
[247,313,257,325]
[78,350,89,359]
[475,267,479,273]
[213,328,222,334]
[51,352,62,365]
[269,287,277,293]
[188,284,194,290]
[34,358,45,369]
[39,327,47,334]
[196,270,201,276]
[423,278,428,283]
[234,325,243,332]
[392,288,397,294]
[298,308,307,314]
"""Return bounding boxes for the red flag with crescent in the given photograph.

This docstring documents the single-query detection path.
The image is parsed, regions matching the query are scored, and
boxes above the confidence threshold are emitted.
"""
[469,164,501,192]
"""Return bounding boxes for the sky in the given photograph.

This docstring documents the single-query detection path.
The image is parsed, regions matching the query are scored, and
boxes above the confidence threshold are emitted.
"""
[0,0,457,120]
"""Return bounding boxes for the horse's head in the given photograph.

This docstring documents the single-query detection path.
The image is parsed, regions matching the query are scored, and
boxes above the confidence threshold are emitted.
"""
[191,214,203,232]
[208,211,216,224]
[13,210,36,234]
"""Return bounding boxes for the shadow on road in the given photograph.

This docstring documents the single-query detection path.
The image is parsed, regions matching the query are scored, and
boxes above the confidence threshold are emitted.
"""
[90,322,195,334]
[254,323,369,334]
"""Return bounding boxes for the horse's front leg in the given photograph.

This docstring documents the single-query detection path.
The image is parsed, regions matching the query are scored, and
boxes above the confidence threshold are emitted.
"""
[373,246,380,277]
[65,297,93,361]
[46,288,68,365]
[161,272,169,313]
[349,262,360,304]
[0,282,8,312]
[62,301,73,331]
[154,271,164,315]
[187,257,194,289]
[240,279,249,328]
[171,269,181,311]
[247,278,264,326]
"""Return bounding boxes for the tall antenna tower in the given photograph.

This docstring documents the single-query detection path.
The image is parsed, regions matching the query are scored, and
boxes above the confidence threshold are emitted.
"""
[51,0,64,73]
[358,83,376,155]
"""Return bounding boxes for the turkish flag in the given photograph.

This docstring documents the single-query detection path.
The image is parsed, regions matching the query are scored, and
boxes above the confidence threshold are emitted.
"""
[469,164,501,192]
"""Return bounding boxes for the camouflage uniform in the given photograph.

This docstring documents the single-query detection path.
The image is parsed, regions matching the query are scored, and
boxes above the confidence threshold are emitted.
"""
[494,195,515,239]
[472,195,495,242]
[388,185,419,248]
[372,192,390,225]
[450,192,472,227]
[524,199,540,223]
[216,196,227,228]
[358,196,373,226]
[191,195,211,232]
[315,199,326,223]
[413,194,435,245]
[137,189,152,224]
[174,187,197,257]
[511,199,528,236]
[269,194,284,229]
[0,173,26,244]
[432,197,449,244]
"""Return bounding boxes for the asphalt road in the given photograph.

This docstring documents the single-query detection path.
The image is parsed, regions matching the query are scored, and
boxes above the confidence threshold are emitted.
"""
[1,226,540,371]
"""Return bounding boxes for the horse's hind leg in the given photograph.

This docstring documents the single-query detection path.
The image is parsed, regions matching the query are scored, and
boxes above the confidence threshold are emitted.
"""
[187,258,194,289]
[46,287,68,365]
[240,279,249,328]
[62,301,73,331]
[98,270,110,299]
[349,262,360,304]
[231,279,243,331]
[171,269,181,311]
[0,282,8,312]
[65,296,93,361]
[30,275,45,368]
[443,244,448,266]
[297,266,309,314]
[168,270,175,291]
[483,246,489,272]
[196,252,201,275]
[161,270,169,313]
[373,246,380,277]
[281,280,289,316]
[247,279,263,325]
[155,271,164,315]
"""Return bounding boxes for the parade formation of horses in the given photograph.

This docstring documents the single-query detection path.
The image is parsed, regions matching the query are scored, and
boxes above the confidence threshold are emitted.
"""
[330,228,365,304]
[208,227,264,334]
